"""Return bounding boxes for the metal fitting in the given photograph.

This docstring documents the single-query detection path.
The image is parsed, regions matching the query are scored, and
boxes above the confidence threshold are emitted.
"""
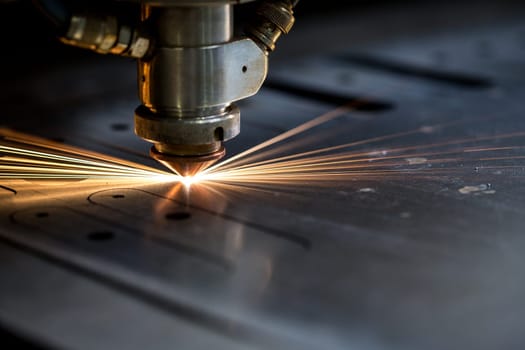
[60,14,150,58]
[246,0,296,52]
[135,104,241,148]
[138,38,267,113]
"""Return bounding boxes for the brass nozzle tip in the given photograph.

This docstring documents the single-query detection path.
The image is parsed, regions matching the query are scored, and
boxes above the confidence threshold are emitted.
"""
[150,146,225,177]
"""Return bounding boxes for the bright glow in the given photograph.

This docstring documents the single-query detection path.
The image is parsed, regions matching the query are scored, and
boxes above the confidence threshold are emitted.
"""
[180,176,196,187]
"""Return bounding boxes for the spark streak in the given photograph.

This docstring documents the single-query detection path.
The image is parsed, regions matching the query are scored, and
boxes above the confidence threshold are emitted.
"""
[197,108,525,186]
[0,128,173,180]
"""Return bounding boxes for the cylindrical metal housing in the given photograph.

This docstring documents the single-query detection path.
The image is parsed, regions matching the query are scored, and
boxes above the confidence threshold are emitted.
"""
[139,4,233,116]
[134,0,268,167]
[155,5,232,47]
[136,3,242,157]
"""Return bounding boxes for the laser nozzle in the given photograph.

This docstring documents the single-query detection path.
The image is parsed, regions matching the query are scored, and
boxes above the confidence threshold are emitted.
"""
[150,146,225,177]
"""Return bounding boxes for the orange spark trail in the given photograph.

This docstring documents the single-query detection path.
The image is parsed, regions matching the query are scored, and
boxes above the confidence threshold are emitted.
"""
[0,128,174,180]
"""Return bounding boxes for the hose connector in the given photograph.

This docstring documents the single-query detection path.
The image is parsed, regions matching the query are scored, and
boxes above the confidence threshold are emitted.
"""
[246,0,296,52]
[60,14,150,58]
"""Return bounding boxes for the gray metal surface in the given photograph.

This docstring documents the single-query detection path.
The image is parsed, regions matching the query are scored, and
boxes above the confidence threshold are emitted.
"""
[1,3,525,349]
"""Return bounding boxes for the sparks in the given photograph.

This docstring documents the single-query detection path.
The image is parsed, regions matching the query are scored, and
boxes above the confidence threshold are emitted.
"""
[0,128,175,181]
[195,107,525,186]
[2,103,525,190]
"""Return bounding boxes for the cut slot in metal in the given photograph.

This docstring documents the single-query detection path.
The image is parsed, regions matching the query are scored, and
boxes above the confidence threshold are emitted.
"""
[264,79,393,111]
[336,53,493,88]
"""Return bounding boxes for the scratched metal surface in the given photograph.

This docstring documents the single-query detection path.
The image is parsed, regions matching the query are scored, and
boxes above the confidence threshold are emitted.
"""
[2,4,525,350]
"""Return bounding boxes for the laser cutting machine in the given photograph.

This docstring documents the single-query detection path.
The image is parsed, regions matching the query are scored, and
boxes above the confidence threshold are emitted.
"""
[2,1,525,349]
[35,0,299,176]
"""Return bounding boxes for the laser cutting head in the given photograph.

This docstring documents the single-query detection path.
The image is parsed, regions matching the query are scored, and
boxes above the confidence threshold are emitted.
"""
[134,2,253,175]
[53,0,298,176]
[134,0,298,175]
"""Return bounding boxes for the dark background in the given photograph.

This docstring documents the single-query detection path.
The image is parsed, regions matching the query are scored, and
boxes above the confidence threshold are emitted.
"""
[0,0,523,71]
